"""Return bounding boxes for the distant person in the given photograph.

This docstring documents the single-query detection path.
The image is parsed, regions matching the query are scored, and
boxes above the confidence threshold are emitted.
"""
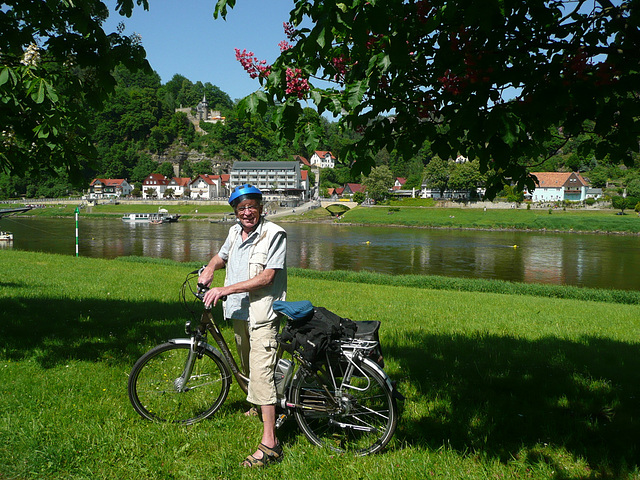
[198,184,287,468]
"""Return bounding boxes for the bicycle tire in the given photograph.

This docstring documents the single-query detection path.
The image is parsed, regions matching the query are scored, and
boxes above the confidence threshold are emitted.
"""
[128,342,231,424]
[291,357,398,455]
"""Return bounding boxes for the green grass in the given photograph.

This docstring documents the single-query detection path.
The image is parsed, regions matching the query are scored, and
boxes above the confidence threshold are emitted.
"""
[2,251,640,479]
[342,205,640,233]
[21,203,232,218]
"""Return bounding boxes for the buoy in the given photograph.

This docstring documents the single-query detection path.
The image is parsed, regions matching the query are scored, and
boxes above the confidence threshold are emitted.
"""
[513,245,518,248]
[365,241,370,244]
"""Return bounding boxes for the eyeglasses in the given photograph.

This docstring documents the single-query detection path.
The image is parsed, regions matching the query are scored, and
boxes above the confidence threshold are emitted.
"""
[235,205,259,213]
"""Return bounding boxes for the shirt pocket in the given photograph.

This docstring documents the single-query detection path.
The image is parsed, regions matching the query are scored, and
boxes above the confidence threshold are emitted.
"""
[249,251,267,278]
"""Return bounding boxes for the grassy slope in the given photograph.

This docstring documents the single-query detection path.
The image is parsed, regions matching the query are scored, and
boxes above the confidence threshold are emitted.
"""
[1,251,640,479]
[341,206,640,233]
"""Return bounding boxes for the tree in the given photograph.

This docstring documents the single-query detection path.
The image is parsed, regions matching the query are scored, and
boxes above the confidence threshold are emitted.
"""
[611,194,634,213]
[1,0,151,182]
[216,0,640,198]
[448,159,484,194]
[362,165,394,202]
[423,155,450,197]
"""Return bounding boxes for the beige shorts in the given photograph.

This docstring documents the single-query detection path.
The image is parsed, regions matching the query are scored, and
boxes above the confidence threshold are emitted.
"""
[246,319,280,406]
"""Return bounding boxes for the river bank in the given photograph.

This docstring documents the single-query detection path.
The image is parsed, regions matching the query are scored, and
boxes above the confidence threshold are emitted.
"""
[8,201,639,235]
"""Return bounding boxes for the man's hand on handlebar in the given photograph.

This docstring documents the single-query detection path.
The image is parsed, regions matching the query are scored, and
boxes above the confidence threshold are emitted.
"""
[202,287,227,308]
[197,267,213,290]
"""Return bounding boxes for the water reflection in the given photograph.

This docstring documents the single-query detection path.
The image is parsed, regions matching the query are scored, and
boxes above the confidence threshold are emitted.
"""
[2,217,639,291]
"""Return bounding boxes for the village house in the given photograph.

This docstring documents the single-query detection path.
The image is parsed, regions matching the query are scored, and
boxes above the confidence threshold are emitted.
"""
[87,178,133,199]
[528,172,589,202]
[342,183,365,197]
[309,151,336,169]
[189,173,227,199]
[141,173,169,199]
[392,177,407,191]
[166,177,191,198]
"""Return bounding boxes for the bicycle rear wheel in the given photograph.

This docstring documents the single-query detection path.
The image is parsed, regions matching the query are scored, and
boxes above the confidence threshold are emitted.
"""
[291,357,398,455]
[128,342,231,424]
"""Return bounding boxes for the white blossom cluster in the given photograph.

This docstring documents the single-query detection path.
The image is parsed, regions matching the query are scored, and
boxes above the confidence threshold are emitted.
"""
[20,43,40,67]
[130,32,142,47]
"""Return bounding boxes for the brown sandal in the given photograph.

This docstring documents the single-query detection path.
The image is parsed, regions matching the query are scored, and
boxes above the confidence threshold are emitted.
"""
[241,443,283,468]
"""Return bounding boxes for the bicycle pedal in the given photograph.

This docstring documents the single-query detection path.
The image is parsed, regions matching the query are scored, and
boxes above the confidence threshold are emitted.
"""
[275,414,287,429]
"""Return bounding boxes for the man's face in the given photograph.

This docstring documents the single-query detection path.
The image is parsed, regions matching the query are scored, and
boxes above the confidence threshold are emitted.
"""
[234,199,262,231]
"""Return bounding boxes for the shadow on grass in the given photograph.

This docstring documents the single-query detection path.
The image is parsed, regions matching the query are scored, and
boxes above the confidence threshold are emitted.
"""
[386,332,640,475]
[0,296,227,368]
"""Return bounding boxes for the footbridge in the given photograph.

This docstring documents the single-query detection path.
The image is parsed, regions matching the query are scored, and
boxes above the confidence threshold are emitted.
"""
[319,200,358,209]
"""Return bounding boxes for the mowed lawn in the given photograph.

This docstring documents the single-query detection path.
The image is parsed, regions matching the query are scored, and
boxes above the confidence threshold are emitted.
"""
[1,250,639,479]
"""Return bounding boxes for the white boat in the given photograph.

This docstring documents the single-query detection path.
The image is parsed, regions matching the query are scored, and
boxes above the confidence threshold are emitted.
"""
[121,212,180,223]
[0,231,13,241]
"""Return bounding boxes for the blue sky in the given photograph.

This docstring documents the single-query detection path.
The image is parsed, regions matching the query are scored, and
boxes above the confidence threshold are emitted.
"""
[105,0,295,102]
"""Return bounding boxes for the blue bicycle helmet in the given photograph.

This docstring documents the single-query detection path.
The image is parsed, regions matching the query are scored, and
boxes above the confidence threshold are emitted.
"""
[228,184,263,207]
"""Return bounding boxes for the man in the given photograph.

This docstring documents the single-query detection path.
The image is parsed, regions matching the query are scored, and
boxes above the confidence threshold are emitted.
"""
[198,184,287,467]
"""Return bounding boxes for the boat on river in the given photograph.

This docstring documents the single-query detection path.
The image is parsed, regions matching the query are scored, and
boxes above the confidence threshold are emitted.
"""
[121,212,180,223]
[0,231,13,241]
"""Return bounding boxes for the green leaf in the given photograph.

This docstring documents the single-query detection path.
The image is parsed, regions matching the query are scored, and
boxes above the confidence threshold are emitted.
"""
[346,80,369,109]
[242,90,268,116]
[0,67,10,87]
[45,81,59,103]
[31,80,46,104]
[316,26,326,48]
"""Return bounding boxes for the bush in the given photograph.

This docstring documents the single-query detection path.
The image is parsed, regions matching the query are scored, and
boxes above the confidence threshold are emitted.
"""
[585,198,596,206]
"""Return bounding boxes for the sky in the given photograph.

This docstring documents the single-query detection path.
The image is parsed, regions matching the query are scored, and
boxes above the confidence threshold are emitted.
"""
[104,0,296,102]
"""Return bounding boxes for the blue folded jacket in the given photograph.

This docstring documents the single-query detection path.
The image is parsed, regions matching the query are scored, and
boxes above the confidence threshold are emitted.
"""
[273,300,314,321]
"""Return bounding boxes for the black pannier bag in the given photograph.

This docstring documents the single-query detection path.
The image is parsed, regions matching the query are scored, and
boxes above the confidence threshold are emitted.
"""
[274,301,384,368]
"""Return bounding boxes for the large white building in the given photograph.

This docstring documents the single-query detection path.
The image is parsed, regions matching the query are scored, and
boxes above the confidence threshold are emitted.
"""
[230,161,309,203]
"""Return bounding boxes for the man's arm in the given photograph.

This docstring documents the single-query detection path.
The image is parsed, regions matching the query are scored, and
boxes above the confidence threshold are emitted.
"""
[202,268,278,308]
[198,254,226,288]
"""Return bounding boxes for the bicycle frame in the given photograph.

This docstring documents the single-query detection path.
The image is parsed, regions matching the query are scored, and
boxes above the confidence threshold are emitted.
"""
[171,305,250,395]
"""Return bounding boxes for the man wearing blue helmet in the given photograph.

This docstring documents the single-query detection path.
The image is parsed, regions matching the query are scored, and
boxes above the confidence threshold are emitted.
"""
[198,184,287,467]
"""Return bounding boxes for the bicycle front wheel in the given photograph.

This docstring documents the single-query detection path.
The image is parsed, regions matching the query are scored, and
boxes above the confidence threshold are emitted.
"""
[128,342,231,424]
[292,358,398,455]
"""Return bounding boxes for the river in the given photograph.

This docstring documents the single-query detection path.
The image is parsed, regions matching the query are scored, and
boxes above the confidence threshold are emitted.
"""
[1,216,638,291]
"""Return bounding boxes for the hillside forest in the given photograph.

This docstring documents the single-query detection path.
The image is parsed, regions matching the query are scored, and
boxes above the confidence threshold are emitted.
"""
[0,65,639,202]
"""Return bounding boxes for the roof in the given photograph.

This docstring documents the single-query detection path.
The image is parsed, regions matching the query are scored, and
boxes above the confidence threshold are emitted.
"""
[345,183,365,193]
[294,155,311,166]
[301,170,308,180]
[232,161,299,170]
[314,150,336,159]
[169,177,191,187]
[90,178,128,186]
[142,174,169,185]
[191,174,221,185]
[531,172,588,188]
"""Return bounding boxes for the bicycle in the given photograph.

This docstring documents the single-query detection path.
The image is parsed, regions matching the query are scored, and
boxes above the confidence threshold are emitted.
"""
[127,269,400,455]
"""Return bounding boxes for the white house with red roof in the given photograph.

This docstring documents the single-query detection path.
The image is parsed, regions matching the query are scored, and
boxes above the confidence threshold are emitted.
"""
[166,177,192,198]
[529,172,589,202]
[309,151,336,168]
[392,177,407,190]
[189,174,226,199]
[142,174,169,199]
[88,178,133,199]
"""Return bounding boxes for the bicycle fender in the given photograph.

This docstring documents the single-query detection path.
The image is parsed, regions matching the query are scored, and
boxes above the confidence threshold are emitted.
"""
[358,357,392,389]
[168,338,228,369]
